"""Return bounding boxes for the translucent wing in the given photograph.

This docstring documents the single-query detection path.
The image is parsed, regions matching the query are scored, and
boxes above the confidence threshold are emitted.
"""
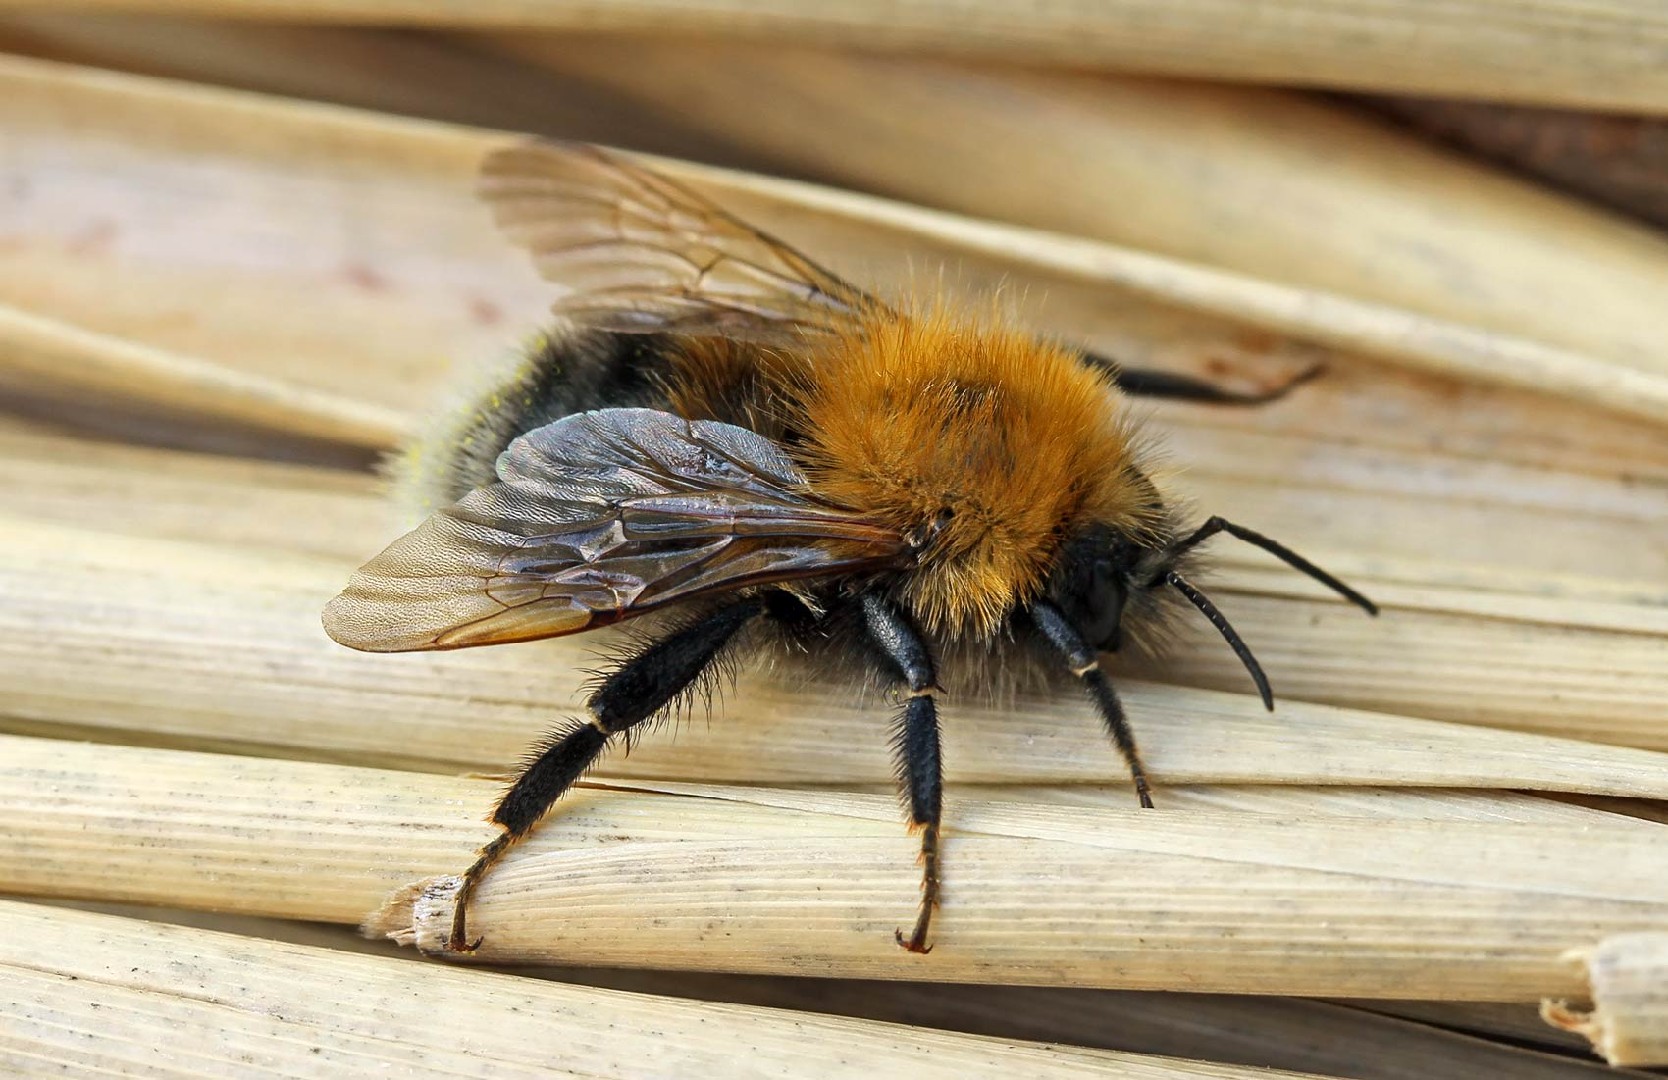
[324,409,909,652]
[479,139,888,341]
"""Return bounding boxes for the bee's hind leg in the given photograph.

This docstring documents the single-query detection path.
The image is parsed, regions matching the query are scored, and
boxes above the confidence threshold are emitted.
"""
[860,594,944,955]
[447,595,765,953]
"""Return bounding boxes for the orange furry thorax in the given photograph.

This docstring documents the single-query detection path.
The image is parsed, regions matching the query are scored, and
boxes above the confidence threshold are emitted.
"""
[790,307,1154,638]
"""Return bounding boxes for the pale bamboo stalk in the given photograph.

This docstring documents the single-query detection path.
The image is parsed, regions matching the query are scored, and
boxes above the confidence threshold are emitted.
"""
[563,973,1639,1080]
[5,735,1667,999]
[0,303,408,448]
[9,0,1668,113]
[927,785,1665,828]
[1150,595,1668,749]
[1561,796,1668,827]
[0,52,532,425]
[0,901,1245,1079]
[0,11,717,157]
[38,902,1642,1079]
[1360,97,1668,231]
[7,53,1668,430]
[1545,934,1668,1067]
[497,37,1668,381]
[5,513,1668,784]
[33,902,1628,1077]
[367,814,1665,998]
[17,15,1665,242]
[0,418,387,559]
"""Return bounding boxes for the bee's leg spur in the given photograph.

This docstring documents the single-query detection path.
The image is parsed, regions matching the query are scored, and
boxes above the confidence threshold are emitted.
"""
[1083,350,1322,406]
[1030,601,1155,809]
[861,594,944,955]
[448,595,765,953]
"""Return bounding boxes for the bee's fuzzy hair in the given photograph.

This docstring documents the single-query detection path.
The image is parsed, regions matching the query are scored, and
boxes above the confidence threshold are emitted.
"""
[797,300,1166,641]
[387,326,681,522]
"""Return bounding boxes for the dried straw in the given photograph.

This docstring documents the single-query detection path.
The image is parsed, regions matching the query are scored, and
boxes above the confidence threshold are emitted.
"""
[8,0,1667,111]
[495,35,1668,380]
[1545,934,1668,1068]
[5,734,1666,1000]
[1,900,1257,1078]
[7,52,1668,428]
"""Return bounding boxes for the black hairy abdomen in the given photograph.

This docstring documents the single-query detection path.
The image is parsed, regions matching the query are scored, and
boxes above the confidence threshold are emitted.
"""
[431,329,679,503]
[510,329,678,433]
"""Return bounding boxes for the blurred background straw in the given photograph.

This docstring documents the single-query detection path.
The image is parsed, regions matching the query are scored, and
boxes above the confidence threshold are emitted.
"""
[0,3,1665,1076]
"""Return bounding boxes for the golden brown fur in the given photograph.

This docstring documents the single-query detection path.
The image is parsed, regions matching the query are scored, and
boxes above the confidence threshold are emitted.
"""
[661,305,1160,640]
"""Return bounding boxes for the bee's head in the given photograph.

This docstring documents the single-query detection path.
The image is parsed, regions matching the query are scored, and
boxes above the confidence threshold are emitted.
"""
[1044,521,1176,653]
[1040,510,1376,709]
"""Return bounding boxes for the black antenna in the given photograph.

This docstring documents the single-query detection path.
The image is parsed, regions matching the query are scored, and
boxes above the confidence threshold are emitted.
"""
[1166,571,1275,711]
[1168,516,1378,616]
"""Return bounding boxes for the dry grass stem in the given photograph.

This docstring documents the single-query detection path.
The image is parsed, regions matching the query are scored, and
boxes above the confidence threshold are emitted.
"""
[497,36,1668,380]
[3,735,1665,999]
[8,52,1668,427]
[11,1,1668,111]
[1544,934,1668,1067]
[573,974,1642,1079]
[23,902,1640,1079]
[1,901,1264,1079]
[0,12,717,152]
[748,784,1668,829]
[0,302,408,446]
[1360,98,1668,231]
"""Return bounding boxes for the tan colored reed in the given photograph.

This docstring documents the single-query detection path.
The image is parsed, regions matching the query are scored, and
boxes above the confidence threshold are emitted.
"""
[3,901,1270,1079]
[7,52,1668,430]
[496,36,1668,376]
[4,734,1666,1000]
[1545,934,1668,1067]
[9,0,1668,112]
[0,11,706,150]
[1360,97,1668,231]
[25,902,1637,1079]
[0,303,408,446]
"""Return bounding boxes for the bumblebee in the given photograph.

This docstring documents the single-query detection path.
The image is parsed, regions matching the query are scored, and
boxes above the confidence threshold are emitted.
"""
[324,141,1377,955]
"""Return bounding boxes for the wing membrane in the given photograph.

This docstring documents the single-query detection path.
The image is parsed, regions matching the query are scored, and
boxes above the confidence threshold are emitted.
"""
[324,409,908,652]
[479,139,888,341]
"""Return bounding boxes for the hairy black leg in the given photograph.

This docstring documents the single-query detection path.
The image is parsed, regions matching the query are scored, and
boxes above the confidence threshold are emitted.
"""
[448,595,764,952]
[1166,516,1378,615]
[1083,350,1322,405]
[861,594,944,955]
[1030,600,1155,809]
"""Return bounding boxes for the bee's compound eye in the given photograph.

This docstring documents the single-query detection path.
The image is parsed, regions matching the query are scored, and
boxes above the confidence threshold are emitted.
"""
[1082,559,1128,652]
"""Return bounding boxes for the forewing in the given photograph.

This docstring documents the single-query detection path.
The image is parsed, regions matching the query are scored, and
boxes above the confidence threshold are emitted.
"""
[324,409,908,652]
[479,139,888,341]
